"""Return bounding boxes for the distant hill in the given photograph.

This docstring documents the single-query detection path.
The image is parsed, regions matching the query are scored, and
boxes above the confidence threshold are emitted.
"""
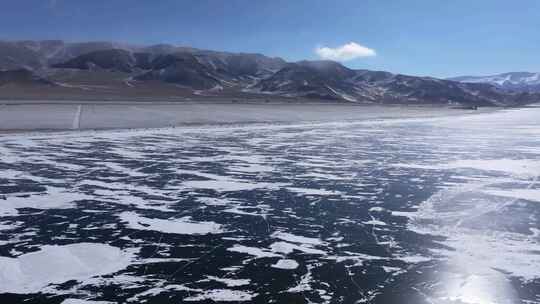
[448,72,540,93]
[0,39,538,106]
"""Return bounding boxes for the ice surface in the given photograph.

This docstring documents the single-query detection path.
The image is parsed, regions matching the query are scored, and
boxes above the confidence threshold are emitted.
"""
[483,188,540,202]
[395,158,540,178]
[408,182,540,281]
[1,105,539,303]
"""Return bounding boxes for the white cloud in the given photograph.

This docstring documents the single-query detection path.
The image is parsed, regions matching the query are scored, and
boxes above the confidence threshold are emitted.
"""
[315,42,376,61]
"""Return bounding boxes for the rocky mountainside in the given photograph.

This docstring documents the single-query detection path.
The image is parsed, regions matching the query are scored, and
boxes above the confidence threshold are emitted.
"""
[448,72,540,92]
[52,49,138,73]
[0,40,538,106]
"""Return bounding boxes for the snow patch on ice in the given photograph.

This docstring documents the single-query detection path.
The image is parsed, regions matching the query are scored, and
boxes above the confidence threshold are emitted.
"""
[0,243,135,294]
[287,187,340,196]
[270,242,326,255]
[1,187,92,216]
[62,299,115,304]
[207,276,250,287]
[271,259,299,270]
[271,231,324,245]
[227,245,281,259]
[118,212,225,235]
[184,289,257,302]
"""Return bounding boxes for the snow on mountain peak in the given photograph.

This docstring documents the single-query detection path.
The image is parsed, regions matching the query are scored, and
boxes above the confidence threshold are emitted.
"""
[448,72,540,92]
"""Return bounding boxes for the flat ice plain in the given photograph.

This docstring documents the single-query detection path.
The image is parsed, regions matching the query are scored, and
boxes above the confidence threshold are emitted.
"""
[0,103,539,303]
[0,102,473,131]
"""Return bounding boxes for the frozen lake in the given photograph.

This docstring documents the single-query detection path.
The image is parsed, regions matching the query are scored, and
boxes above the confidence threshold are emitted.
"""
[0,102,473,132]
[0,105,539,303]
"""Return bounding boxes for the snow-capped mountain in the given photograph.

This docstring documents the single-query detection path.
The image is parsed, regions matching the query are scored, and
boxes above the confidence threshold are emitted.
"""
[448,72,540,92]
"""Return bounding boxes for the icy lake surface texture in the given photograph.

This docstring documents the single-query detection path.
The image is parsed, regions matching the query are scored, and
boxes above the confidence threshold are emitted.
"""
[1,106,540,303]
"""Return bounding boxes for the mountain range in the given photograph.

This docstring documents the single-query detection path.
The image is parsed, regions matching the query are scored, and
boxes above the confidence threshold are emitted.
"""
[0,40,538,106]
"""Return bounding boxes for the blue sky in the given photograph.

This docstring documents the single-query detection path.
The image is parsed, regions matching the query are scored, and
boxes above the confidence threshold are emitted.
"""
[1,0,539,77]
